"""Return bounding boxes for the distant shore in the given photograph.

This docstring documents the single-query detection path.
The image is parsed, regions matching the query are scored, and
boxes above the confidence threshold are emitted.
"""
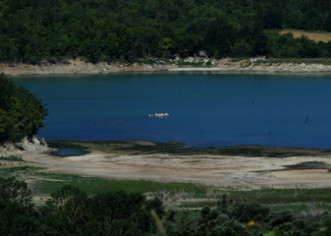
[1,57,331,76]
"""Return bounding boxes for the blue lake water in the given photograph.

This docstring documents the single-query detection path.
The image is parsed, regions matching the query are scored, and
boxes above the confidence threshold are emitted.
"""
[13,72,331,149]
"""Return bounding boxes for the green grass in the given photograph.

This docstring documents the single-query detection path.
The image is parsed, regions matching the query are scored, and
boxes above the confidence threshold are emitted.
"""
[226,188,331,204]
[177,199,331,213]
[33,171,331,214]
[20,169,331,204]
[254,58,331,65]
[32,172,208,196]
[0,155,24,162]
[179,201,218,208]
[230,57,331,65]
[2,161,331,212]
[269,203,331,214]
[134,58,160,65]
[0,166,45,173]
[176,60,208,67]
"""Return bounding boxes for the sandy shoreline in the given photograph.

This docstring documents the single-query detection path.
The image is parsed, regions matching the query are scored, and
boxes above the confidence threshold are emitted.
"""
[2,58,331,76]
[22,150,331,189]
[2,141,331,190]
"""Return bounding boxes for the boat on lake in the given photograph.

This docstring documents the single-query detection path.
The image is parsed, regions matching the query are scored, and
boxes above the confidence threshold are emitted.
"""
[148,113,169,118]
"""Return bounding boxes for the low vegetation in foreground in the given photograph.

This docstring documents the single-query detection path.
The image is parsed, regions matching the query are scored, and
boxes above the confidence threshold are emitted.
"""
[1,176,331,236]
[1,156,331,236]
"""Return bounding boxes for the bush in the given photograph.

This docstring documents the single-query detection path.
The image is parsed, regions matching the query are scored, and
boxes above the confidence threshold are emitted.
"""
[0,177,40,235]
[0,176,32,206]
[231,202,271,223]
[269,210,294,227]
[211,220,251,236]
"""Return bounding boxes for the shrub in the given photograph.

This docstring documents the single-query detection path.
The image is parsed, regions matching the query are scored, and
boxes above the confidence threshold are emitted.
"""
[231,202,271,223]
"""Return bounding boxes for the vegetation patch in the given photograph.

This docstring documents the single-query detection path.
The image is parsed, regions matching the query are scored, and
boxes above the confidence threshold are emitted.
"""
[255,57,331,65]
[283,161,330,170]
[0,155,24,162]
[176,60,207,67]
[14,166,331,205]
[2,176,331,236]
[134,58,161,65]
[279,29,331,43]
[32,172,207,197]
[226,188,331,204]
[0,166,45,173]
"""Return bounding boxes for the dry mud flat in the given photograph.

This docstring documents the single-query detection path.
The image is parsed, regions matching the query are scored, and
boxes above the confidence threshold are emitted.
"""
[19,141,331,190]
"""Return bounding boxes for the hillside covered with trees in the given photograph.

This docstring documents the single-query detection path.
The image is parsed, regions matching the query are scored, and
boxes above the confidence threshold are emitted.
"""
[0,0,331,63]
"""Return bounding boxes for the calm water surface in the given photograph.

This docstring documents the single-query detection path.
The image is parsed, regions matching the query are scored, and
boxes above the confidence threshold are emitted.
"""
[14,73,331,149]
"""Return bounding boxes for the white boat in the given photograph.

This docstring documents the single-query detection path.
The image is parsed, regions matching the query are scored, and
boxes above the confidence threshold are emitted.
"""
[148,113,169,118]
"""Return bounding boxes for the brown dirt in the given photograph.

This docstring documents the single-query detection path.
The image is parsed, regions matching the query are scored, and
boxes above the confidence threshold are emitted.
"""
[279,29,331,43]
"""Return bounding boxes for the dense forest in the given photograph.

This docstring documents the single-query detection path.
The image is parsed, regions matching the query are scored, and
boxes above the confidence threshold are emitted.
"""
[1,176,331,236]
[0,0,331,63]
[0,73,47,143]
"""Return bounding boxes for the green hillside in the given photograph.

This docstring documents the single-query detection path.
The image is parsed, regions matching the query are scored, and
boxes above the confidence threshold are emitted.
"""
[0,0,331,63]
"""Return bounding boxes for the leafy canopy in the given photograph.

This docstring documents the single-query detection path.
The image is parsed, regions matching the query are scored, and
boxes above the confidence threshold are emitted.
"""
[0,73,47,143]
[0,0,331,62]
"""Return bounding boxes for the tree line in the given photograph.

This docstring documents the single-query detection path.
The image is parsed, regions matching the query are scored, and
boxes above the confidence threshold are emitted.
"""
[0,0,331,63]
[0,73,47,143]
[1,176,331,235]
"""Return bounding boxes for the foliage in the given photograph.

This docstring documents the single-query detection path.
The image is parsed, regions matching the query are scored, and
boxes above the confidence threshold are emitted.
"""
[0,0,330,63]
[0,177,40,235]
[0,155,24,162]
[0,166,45,174]
[231,202,271,223]
[0,73,47,143]
[1,177,331,235]
[0,176,32,205]
[40,185,155,236]
[0,200,41,236]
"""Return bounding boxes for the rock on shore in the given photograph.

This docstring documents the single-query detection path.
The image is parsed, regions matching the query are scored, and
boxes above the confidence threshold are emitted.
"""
[0,136,51,157]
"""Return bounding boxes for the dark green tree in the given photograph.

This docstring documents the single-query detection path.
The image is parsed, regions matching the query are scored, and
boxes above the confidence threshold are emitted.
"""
[40,185,92,235]
[0,73,47,143]
[0,177,40,236]
[88,191,153,236]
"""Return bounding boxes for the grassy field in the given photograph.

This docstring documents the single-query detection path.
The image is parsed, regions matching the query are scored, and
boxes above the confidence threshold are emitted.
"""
[33,172,208,197]
[279,29,331,43]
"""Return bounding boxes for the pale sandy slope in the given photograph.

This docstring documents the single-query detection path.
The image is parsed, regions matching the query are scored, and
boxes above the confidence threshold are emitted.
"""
[2,58,331,76]
[21,150,331,190]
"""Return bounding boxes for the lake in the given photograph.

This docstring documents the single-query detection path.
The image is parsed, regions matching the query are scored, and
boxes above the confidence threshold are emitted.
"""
[13,72,331,149]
